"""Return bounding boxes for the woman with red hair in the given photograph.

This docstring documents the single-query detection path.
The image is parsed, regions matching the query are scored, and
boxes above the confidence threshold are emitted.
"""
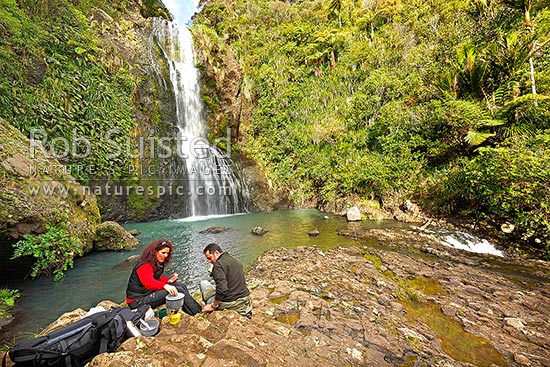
[125,239,201,315]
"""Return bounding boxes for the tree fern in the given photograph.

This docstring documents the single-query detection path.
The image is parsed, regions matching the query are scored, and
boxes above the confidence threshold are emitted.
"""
[496,93,549,135]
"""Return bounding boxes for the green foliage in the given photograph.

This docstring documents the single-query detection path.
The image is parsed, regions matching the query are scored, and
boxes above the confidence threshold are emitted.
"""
[439,43,488,98]
[12,214,83,281]
[140,0,170,20]
[495,94,550,138]
[0,289,19,308]
[1,0,548,257]
[486,30,540,81]
[0,288,19,330]
[0,0,139,183]
[194,0,550,257]
[427,138,550,258]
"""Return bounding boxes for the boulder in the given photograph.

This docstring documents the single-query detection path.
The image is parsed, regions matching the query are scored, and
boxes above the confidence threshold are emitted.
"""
[308,229,320,237]
[127,229,141,236]
[251,226,268,236]
[0,119,101,286]
[346,206,362,221]
[199,226,230,234]
[400,200,417,213]
[125,255,140,264]
[501,222,515,234]
[93,221,139,251]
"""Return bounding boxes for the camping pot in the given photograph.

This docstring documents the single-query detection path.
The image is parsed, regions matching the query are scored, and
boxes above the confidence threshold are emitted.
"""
[139,318,159,337]
[165,293,185,310]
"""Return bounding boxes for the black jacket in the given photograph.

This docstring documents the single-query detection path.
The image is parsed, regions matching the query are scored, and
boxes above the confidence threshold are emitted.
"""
[211,252,249,302]
[126,262,164,299]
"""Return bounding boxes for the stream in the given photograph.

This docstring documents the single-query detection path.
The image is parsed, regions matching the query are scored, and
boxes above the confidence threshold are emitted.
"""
[1,209,404,342]
[2,209,549,367]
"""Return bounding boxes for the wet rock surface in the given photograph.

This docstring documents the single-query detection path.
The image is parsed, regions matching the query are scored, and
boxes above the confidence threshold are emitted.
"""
[93,221,139,251]
[5,227,549,367]
[199,226,231,234]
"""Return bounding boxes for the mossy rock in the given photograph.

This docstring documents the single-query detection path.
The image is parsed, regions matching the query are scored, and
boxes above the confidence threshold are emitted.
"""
[93,221,139,251]
[0,119,101,254]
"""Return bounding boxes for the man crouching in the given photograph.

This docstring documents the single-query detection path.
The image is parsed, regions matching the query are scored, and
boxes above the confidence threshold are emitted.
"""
[200,243,252,318]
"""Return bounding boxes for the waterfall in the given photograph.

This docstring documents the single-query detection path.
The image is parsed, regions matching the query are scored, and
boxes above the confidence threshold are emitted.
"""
[149,18,249,217]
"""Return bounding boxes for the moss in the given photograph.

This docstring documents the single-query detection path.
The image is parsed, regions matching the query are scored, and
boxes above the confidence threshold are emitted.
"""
[127,186,161,221]
[400,277,447,297]
[140,0,171,20]
[275,310,300,326]
[268,293,290,304]
[400,299,508,367]
[0,118,101,260]
[94,221,137,251]
[363,252,383,270]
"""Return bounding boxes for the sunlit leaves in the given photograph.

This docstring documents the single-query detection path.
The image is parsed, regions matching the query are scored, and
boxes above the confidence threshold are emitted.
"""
[12,213,83,281]
[465,130,496,145]
[193,0,550,257]
[429,142,550,258]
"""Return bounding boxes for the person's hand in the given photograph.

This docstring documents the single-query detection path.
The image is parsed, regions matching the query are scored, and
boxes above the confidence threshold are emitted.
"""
[168,273,178,283]
[202,303,216,313]
[164,284,178,296]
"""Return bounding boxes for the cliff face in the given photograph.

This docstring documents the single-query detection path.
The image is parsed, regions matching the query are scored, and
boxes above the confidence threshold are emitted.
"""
[0,118,101,279]
[191,25,293,212]
[84,6,182,222]
[0,0,277,238]
[0,0,196,223]
[191,28,244,143]
[0,0,183,281]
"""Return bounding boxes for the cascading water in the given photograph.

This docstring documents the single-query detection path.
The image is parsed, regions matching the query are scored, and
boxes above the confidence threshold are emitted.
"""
[149,18,249,217]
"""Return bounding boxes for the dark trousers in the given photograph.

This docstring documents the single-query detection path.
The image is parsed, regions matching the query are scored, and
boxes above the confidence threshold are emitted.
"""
[129,282,201,316]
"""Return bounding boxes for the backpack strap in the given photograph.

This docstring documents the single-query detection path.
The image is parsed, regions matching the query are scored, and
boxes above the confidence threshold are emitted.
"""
[99,327,109,354]
[34,351,57,366]
[99,314,125,354]
[7,348,63,365]
[60,339,73,367]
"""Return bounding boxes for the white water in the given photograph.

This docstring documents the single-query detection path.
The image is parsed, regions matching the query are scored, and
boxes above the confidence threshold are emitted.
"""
[429,227,504,257]
[149,16,249,217]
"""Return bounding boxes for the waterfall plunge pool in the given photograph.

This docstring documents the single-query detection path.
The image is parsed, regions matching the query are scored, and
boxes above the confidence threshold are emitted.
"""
[1,210,400,341]
[0,209,526,345]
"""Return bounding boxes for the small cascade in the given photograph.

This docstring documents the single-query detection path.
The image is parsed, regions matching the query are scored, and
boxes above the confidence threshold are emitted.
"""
[149,18,249,217]
[427,227,504,257]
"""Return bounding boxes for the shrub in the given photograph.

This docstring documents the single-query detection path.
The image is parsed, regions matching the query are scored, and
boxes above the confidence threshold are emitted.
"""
[12,215,83,281]
[428,138,550,258]
[0,289,19,308]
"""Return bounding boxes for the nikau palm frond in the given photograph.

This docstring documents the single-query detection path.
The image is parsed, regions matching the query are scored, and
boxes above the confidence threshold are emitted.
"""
[465,130,496,146]
[465,93,548,146]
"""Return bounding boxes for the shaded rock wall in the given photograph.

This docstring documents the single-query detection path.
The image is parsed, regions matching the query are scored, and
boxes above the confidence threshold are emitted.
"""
[0,119,101,279]
[86,7,183,222]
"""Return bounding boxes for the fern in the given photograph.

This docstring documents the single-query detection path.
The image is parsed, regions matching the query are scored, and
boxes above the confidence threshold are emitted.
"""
[495,93,550,138]
[12,215,83,281]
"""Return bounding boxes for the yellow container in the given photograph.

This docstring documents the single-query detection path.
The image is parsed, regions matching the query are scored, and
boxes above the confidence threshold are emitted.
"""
[169,312,181,325]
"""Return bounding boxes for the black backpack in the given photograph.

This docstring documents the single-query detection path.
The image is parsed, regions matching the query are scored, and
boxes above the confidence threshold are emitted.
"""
[3,305,150,367]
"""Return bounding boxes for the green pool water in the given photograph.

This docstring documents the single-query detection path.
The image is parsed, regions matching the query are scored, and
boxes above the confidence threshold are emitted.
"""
[4,209,399,340]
